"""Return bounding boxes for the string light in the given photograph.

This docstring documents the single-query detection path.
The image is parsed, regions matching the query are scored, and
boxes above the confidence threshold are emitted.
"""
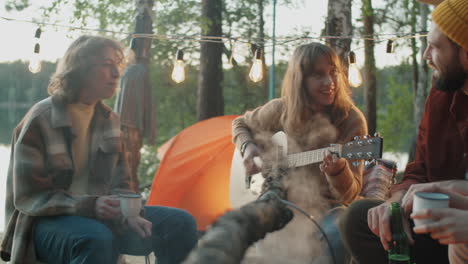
[347,51,363,88]
[29,27,42,74]
[130,38,137,50]
[171,49,185,83]
[229,39,250,66]
[0,16,430,82]
[29,43,42,74]
[34,27,42,39]
[249,47,264,82]
[386,39,395,53]
[1,16,427,45]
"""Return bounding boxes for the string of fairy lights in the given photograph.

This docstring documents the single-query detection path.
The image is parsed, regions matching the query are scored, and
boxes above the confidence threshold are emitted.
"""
[1,16,428,87]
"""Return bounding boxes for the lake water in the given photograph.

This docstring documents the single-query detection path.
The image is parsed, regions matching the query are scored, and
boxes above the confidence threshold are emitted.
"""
[0,145,9,232]
[0,144,409,232]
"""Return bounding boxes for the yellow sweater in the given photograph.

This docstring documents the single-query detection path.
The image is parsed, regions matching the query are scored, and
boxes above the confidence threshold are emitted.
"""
[67,102,95,194]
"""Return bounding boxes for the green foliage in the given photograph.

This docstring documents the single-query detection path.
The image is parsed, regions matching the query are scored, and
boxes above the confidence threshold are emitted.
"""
[0,60,418,185]
[0,61,55,143]
[3,0,421,185]
[4,0,29,11]
[138,61,285,185]
[351,63,415,153]
[376,64,415,152]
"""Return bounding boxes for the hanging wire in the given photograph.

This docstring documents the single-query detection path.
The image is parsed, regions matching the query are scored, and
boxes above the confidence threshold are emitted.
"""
[1,16,428,47]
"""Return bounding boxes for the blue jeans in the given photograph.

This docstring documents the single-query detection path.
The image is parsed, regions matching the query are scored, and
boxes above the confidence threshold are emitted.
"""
[34,206,198,264]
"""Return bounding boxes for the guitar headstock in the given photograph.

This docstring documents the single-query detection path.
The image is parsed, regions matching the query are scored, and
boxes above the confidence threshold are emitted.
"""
[341,134,383,160]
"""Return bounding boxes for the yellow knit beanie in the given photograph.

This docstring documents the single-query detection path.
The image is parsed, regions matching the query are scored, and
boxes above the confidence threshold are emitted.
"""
[431,0,468,50]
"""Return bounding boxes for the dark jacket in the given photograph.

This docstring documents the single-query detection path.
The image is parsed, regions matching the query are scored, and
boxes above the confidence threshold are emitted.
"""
[392,87,468,194]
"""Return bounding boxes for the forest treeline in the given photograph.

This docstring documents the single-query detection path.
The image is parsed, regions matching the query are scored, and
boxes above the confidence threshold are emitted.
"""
[0,59,415,184]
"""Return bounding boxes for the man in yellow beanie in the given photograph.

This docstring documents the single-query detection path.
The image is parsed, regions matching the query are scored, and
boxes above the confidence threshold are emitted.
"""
[339,0,468,263]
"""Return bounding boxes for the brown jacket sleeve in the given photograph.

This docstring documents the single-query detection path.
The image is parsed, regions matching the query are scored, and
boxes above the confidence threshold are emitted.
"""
[326,106,368,205]
[232,99,284,150]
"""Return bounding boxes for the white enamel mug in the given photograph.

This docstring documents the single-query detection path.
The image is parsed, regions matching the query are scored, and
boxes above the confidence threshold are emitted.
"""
[119,193,142,218]
[413,192,449,227]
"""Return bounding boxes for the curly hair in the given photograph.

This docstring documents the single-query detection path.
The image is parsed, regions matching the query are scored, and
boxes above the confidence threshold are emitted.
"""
[280,42,354,134]
[47,35,125,103]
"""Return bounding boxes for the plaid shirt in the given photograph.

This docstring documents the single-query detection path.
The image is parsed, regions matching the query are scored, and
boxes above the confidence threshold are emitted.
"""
[1,95,134,264]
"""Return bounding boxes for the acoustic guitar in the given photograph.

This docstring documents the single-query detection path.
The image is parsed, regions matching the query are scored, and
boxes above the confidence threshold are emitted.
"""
[229,131,383,208]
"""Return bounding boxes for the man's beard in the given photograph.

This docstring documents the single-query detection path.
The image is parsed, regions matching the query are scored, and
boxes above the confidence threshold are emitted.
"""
[434,63,467,92]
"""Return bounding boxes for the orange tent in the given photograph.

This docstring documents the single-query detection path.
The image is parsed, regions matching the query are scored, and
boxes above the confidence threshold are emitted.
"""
[146,115,239,230]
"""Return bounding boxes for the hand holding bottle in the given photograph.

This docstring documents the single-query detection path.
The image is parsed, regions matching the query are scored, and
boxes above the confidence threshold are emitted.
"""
[367,191,414,251]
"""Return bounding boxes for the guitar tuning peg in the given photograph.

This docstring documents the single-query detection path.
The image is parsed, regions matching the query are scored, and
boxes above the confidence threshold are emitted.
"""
[354,136,360,141]
[374,132,380,137]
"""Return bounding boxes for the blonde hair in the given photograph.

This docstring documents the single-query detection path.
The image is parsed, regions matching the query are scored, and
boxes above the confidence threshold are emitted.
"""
[48,35,125,103]
[280,42,354,134]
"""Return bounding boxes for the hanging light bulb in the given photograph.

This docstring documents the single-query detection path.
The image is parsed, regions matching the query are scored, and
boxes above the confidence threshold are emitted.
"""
[347,51,362,88]
[34,27,42,39]
[386,39,395,53]
[29,43,42,74]
[171,49,185,83]
[249,48,263,82]
[230,39,250,66]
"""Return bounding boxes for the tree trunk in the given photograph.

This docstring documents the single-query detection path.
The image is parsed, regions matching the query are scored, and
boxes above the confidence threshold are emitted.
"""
[258,0,269,101]
[183,167,293,264]
[132,0,153,66]
[119,0,154,190]
[414,2,429,131]
[197,0,224,121]
[362,0,377,135]
[409,2,429,163]
[410,0,419,107]
[326,0,352,68]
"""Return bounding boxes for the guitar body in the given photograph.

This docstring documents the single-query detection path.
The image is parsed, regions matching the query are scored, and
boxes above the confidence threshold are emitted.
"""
[230,132,291,208]
[229,148,262,208]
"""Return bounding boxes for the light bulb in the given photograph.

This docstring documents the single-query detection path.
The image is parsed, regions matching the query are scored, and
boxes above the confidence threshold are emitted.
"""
[249,59,263,82]
[171,49,185,83]
[171,60,185,83]
[348,63,363,88]
[29,43,42,74]
[249,48,263,82]
[386,40,395,53]
[29,57,42,74]
[230,40,249,65]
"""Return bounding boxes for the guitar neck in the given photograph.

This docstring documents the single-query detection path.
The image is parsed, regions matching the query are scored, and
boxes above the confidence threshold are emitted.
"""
[287,145,341,168]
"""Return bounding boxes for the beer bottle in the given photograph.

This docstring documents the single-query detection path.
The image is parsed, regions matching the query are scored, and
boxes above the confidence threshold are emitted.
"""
[388,202,411,264]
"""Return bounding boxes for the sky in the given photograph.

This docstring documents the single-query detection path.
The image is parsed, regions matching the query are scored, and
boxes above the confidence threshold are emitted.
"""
[0,0,416,68]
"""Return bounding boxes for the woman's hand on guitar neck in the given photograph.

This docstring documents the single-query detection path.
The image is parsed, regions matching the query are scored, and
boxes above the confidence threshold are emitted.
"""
[242,143,262,175]
[320,151,347,176]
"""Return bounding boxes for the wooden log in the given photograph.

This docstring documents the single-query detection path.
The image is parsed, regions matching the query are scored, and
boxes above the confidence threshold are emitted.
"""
[183,168,293,264]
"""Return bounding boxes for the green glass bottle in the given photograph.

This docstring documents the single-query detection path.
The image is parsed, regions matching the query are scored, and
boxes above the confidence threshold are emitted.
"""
[388,202,411,264]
